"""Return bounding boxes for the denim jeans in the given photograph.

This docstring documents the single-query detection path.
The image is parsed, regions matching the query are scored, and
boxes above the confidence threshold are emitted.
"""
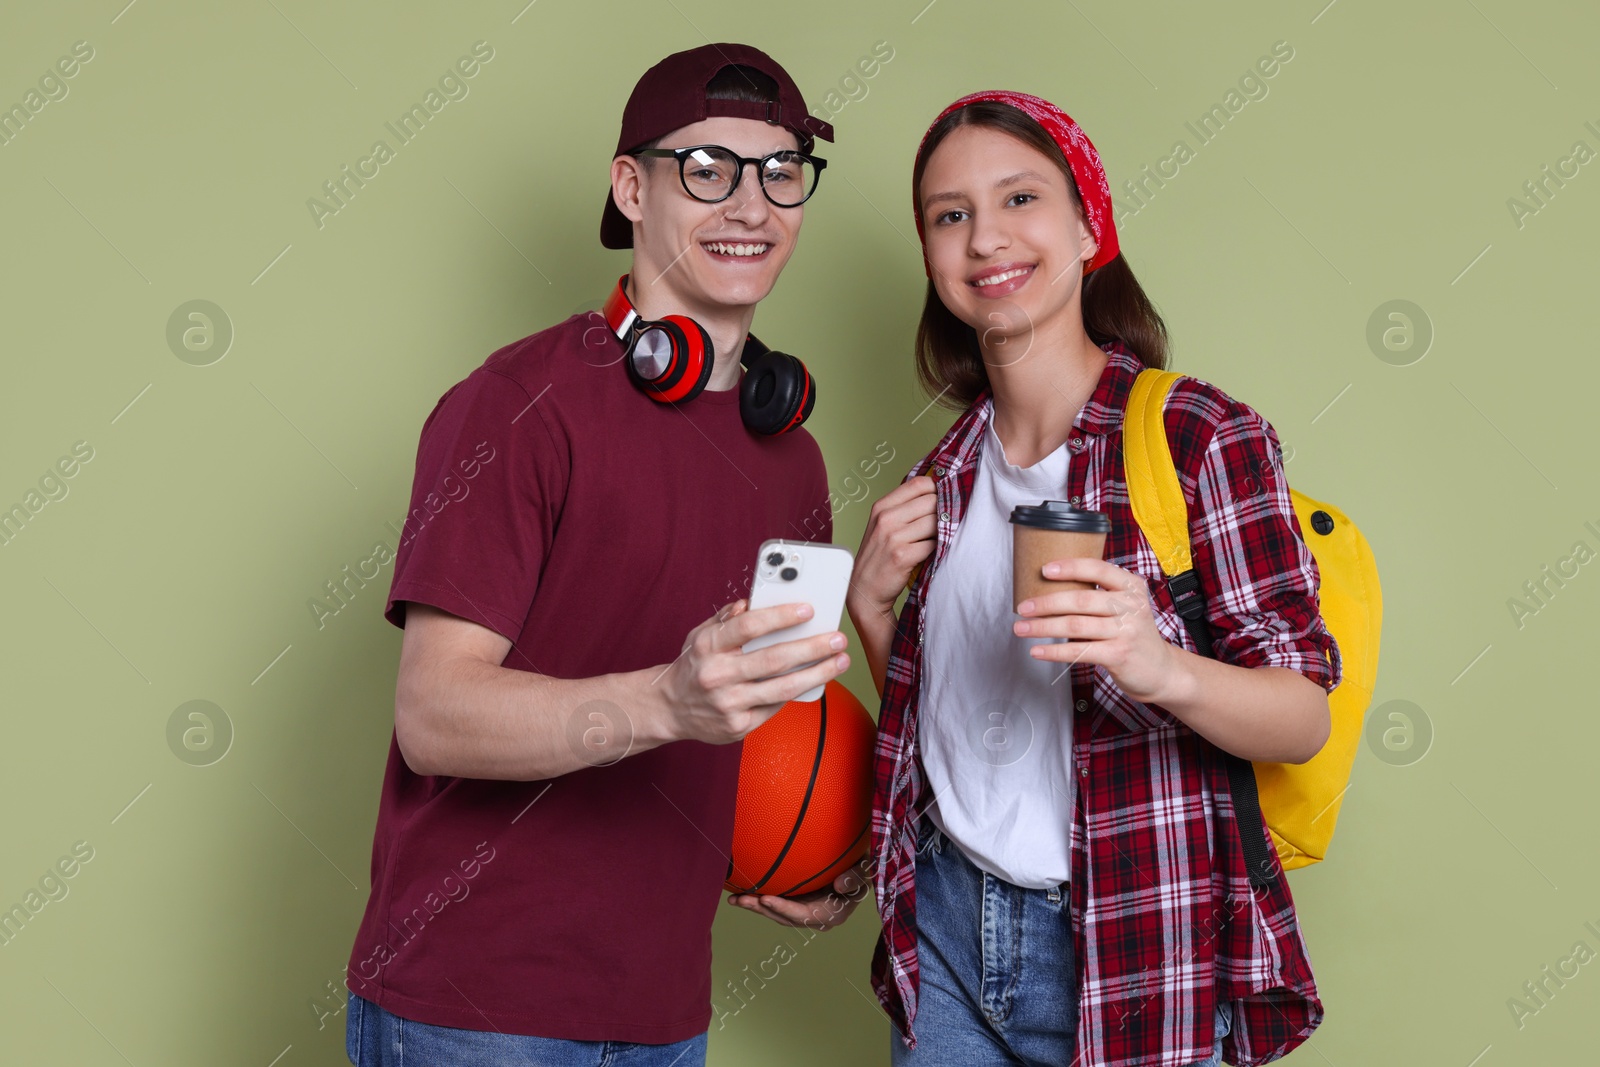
[892,813,1230,1067]
[346,990,708,1067]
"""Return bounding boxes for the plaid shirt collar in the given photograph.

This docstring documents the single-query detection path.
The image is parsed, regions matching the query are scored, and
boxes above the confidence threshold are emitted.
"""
[942,339,1133,457]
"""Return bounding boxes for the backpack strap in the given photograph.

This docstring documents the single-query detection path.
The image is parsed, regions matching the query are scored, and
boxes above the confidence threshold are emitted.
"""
[1123,368,1278,888]
[1123,370,1193,578]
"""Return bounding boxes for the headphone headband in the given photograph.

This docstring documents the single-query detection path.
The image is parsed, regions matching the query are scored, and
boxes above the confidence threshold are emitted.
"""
[602,275,640,340]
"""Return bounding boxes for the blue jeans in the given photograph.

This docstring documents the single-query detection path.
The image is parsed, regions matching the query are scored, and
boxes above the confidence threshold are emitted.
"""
[893,813,1230,1066]
[345,991,708,1067]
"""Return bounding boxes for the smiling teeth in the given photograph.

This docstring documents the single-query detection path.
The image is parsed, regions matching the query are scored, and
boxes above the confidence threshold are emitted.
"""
[705,242,769,256]
[974,268,1030,286]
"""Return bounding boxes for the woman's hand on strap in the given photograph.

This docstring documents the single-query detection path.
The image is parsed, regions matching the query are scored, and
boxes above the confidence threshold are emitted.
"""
[845,475,938,699]
[847,475,937,617]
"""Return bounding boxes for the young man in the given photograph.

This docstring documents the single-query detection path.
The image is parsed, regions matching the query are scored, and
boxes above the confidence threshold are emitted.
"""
[342,44,867,1067]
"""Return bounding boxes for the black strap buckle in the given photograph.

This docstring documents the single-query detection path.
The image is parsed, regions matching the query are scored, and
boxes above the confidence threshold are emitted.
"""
[1166,569,1206,620]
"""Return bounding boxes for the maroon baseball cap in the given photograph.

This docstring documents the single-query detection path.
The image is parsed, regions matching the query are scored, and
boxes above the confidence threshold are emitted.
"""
[601,43,835,249]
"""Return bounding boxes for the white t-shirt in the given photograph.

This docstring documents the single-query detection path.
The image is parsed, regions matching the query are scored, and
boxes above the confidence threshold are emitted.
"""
[918,416,1076,889]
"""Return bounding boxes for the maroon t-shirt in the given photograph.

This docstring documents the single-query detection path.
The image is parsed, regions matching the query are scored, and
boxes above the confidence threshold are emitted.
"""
[345,312,832,1042]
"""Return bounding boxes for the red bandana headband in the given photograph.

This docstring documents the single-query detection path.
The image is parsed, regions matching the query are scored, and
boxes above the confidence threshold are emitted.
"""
[912,89,1120,277]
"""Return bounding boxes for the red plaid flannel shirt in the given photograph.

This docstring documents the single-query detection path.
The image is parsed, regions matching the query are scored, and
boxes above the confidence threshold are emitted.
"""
[868,342,1343,1066]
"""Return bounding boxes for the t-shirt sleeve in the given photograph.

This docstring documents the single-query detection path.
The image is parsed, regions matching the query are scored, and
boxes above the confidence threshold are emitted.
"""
[808,441,833,544]
[1187,398,1342,692]
[384,367,568,642]
[789,432,833,544]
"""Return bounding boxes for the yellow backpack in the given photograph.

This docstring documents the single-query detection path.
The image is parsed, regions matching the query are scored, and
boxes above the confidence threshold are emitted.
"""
[1122,369,1382,884]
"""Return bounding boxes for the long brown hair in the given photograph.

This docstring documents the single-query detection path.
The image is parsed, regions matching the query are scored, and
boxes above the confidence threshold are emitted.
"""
[911,101,1169,409]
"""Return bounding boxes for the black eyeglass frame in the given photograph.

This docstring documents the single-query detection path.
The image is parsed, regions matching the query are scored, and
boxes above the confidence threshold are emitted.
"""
[632,144,828,208]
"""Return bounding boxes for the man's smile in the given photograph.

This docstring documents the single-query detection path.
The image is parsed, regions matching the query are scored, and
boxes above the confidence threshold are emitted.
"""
[702,239,773,259]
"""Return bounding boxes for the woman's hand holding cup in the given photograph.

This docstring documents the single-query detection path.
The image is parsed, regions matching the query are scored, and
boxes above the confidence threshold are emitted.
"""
[1010,501,1175,705]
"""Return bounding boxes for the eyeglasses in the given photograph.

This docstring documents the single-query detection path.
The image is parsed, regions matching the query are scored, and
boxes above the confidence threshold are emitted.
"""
[632,144,827,208]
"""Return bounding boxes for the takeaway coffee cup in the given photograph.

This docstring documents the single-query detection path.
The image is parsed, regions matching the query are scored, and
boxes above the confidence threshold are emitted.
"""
[1010,500,1111,609]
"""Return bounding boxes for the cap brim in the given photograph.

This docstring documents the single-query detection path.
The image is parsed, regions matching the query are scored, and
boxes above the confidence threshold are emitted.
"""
[600,189,633,249]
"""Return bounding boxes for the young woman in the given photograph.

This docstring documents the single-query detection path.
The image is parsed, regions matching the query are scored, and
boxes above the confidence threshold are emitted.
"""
[846,91,1343,1067]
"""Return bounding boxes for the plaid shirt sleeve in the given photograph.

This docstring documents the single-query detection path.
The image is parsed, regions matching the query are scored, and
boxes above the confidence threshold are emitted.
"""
[1185,394,1342,692]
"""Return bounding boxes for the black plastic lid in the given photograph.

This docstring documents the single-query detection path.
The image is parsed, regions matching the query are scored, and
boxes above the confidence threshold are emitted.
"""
[1009,500,1110,533]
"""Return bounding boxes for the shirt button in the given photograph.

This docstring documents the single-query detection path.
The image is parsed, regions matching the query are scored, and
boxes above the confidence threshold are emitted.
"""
[1075,699,1088,712]
[931,466,942,477]
[1079,765,1089,778]
[1070,495,1081,506]
[1069,437,1083,451]
[940,511,950,523]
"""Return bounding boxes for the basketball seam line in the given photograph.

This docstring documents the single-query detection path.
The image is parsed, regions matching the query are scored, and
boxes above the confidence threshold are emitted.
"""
[775,820,867,898]
[748,690,829,893]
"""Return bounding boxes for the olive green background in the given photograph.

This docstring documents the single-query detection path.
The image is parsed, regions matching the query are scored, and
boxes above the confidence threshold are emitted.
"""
[0,0,1594,1063]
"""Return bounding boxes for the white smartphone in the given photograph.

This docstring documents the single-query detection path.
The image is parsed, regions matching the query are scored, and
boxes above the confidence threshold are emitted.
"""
[740,539,855,702]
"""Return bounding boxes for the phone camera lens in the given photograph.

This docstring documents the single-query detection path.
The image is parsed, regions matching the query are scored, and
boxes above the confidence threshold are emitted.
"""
[765,552,785,567]
[780,566,798,581]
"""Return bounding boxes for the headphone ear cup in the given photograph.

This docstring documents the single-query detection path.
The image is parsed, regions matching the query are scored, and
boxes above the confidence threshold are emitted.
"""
[740,349,814,436]
[623,318,685,396]
[625,317,713,404]
[653,315,714,403]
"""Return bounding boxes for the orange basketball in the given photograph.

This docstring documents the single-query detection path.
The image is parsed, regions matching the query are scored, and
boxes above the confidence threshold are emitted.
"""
[725,679,875,898]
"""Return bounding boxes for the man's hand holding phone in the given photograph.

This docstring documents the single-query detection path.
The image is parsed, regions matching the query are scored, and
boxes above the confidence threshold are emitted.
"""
[651,597,849,746]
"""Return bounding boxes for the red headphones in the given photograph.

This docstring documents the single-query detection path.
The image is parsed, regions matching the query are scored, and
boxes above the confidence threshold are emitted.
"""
[601,275,815,436]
